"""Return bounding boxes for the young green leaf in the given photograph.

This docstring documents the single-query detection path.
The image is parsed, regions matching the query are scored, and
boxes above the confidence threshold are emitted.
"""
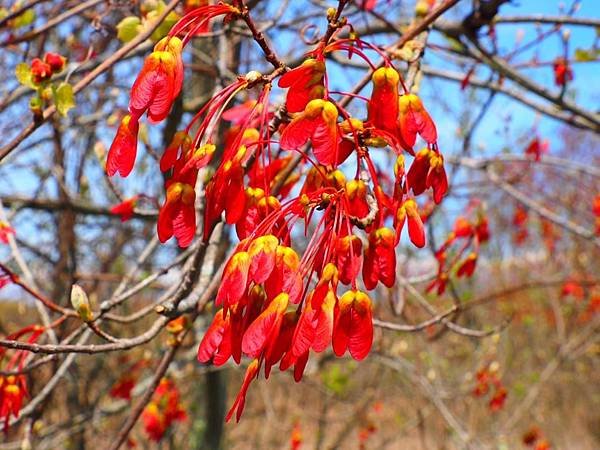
[54,82,75,116]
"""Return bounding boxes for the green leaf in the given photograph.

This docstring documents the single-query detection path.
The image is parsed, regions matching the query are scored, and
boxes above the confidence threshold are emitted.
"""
[54,82,75,116]
[29,95,43,115]
[574,47,598,62]
[148,1,180,42]
[15,62,35,88]
[12,8,35,28]
[445,36,465,52]
[150,11,180,42]
[116,16,142,43]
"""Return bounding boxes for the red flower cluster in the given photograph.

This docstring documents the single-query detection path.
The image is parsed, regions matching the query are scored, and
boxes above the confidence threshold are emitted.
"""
[552,57,573,87]
[428,207,489,296]
[107,3,447,423]
[109,357,151,401]
[110,195,140,222]
[0,222,15,245]
[29,52,66,84]
[141,378,186,442]
[0,325,45,431]
[524,136,549,161]
[473,364,507,412]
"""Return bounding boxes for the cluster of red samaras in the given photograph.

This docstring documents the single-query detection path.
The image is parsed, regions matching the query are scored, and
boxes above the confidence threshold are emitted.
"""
[560,280,600,325]
[428,207,490,296]
[472,364,507,412]
[106,3,446,423]
[0,325,44,431]
[512,202,576,253]
[140,378,186,441]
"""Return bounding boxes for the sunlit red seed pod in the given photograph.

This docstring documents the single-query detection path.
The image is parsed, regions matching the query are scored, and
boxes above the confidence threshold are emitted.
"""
[0,375,28,432]
[157,182,196,247]
[241,292,290,359]
[197,309,233,366]
[335,234,363,285]
[288,289,335,363]
[279,99,339,166]
[332,290,374,361]
[394,199,426,248]
[247,235,279,284]
[183,142,216,173]
[110,195,139,222]
[368,67,400,135]
[235,187,265,239]
[106,114,140,177]
[309,263,339,311]
[406,148,447,204]
[345,179,370,219]
[363,227,396,290]
[398,94,437,147]
[456,252,478,278]
[263,311,297,378]
[226,359,259,423]
[159,131,192,172]
[265,246,303,304]
[215,251,251,310]
[129,36,184,123]
[278,59,326,113]
[426,152,448,204]
[406,148,431,195]
[236,286,267,355]
[426,272,448,296]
